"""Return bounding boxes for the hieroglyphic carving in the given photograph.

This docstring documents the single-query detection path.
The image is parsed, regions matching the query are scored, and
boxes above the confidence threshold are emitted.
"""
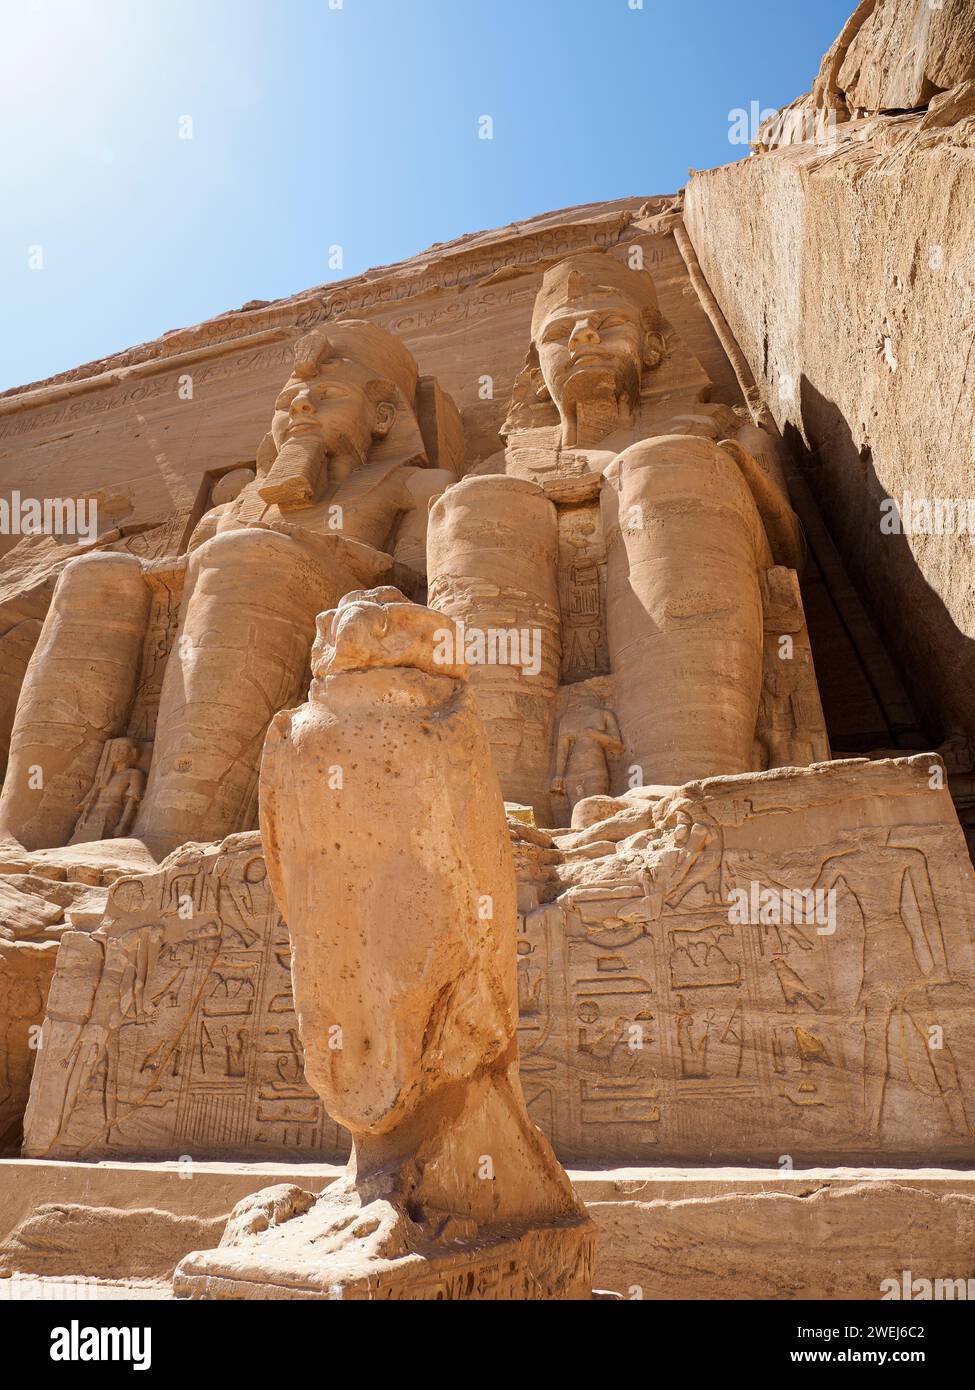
[556,489,610,683]
[25,758,975,1166]
[0,344,299,442]
[0,212,637,440]
[811,831,970,1137]
[518,756,975,1164]
[21,834,346,1161]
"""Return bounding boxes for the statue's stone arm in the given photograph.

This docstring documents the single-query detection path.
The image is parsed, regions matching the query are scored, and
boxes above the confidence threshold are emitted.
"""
[390,466,456,573]
[719,437,805,571]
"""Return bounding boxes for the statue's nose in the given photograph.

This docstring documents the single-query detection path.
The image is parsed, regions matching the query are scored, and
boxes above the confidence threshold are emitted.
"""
[569,318,601,349]
[290,391,316,417]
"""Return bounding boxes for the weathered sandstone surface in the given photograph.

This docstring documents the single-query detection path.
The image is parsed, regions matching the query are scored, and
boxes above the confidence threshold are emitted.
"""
[685,3,975,765]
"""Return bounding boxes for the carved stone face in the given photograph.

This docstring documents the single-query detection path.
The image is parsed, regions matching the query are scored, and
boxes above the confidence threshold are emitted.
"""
[110,738,139,772]
[270,360,396,480]
[529,256,660,434]
[534,286,644,416]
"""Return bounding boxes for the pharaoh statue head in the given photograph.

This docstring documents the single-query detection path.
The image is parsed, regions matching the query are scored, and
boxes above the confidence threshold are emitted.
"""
[508,254,665,447]
[560,674,615,716]
[259,320,423,506]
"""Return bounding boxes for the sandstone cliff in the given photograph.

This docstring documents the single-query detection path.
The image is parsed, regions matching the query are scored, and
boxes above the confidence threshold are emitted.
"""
[685,0,975,755]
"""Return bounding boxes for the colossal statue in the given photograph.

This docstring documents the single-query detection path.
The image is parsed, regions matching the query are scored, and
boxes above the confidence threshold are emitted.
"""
[0,323,463,858]
[174,589,594,1299]
[427,252,820,820]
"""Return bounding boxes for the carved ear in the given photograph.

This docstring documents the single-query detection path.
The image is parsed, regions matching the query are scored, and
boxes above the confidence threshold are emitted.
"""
[507,347,549,406]
[365,379,398,438]
[503,345,560,438]
[518,345,549,402]
[529,365,551,403]
[372,400,397,438]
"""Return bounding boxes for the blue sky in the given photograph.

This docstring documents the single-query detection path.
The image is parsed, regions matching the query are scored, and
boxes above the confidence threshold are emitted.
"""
[0,0,853,392]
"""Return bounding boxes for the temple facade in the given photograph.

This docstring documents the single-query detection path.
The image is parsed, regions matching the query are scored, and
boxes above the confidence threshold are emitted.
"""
[2,0,975,1299]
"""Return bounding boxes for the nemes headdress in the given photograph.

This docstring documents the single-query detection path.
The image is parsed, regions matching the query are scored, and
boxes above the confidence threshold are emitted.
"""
[291,320,419,407]
[530,253,660,342]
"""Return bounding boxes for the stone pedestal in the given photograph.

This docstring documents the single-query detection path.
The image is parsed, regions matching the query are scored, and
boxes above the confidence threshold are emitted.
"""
[173,1178,594,1300]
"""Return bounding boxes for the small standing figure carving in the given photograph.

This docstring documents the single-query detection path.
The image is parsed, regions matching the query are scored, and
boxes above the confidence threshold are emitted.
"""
[71,737,146,844]
[550,679,624,818]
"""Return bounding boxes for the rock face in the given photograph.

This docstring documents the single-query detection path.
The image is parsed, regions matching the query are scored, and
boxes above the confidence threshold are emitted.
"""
[0,1202,225,1281]
[685,6,975,772]
[5,1158,974,1300]
[819,0,975,115]
[174,589,595,1300]
[589,1171,975,1301]
[0,939,57,1152]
